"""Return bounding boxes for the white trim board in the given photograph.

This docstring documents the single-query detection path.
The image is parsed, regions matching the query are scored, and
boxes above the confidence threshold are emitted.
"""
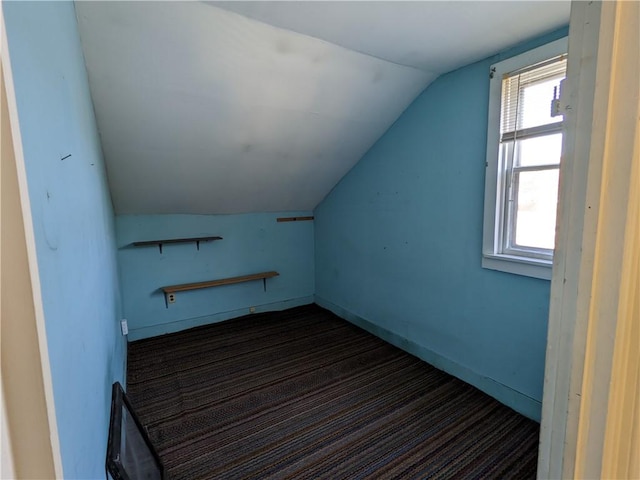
[538,1,640,478]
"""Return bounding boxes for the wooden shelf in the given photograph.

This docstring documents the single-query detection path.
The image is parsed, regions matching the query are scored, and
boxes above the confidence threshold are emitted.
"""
[276,216,314,222]
[161,271,279,307]
[130,236,222,253]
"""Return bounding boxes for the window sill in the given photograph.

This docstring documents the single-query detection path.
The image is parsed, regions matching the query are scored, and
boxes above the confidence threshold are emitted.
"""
[482,253,552,280]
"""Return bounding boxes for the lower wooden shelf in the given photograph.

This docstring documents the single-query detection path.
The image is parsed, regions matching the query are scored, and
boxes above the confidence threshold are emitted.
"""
[161,271,279,307]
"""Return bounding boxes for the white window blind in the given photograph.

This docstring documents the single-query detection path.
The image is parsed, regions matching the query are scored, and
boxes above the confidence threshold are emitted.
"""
[500,56,567,142]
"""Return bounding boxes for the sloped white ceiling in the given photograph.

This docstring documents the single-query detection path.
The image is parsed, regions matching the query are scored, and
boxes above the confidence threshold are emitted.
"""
[75,1,569,215]
[211,1,570,73]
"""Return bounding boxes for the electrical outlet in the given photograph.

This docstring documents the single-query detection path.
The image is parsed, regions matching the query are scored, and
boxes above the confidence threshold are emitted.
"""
[121,320,129,336]
[249,306,256,313]
[167,293,176,304]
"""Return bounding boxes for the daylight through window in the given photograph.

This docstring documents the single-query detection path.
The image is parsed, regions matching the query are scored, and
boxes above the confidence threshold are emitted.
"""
[500,56,567,258]
[482,38,568,280]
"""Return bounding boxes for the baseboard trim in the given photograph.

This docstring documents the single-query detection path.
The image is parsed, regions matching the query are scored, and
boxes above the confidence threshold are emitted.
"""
[314,296,542,422]
[128,296,315,341]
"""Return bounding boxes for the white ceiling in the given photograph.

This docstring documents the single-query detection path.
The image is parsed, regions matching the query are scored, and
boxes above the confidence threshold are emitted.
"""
[75,1,569,215]
[211,2,570,73]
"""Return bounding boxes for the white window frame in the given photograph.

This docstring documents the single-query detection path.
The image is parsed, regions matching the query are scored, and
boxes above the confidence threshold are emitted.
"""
[482,37,568,280]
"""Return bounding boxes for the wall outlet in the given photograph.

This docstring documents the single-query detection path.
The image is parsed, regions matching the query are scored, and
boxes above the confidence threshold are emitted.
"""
[167,293,176,304]
[120,319,129,336]
[249,306,256,313]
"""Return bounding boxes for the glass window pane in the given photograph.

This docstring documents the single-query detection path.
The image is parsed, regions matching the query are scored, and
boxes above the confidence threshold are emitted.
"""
[516,133,562,167]
[518,76,563,130]
[513,168,560,250]
[500,57,566,135]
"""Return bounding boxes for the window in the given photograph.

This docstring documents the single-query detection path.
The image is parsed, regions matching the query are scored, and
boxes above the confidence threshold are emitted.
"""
[482,38,568,280]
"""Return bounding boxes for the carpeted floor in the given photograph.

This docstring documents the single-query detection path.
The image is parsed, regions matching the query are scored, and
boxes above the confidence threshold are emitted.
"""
[127,304,540,479]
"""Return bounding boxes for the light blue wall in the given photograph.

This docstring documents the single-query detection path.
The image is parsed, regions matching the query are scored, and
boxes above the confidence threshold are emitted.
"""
[4,2,126,478]
[314,28,568,421]
[117,213,315,339]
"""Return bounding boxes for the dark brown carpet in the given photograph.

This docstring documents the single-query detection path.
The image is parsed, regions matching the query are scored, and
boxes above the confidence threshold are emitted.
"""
[127,304,540,479]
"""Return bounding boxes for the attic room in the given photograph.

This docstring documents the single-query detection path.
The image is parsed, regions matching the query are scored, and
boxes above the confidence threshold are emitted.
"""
[1,1,638,479]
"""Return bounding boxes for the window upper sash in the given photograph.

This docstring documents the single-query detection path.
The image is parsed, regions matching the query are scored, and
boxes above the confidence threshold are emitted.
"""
[500,55,567,139]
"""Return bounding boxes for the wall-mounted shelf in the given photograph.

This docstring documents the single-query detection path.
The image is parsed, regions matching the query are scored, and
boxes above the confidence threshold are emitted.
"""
[276,216,314,222]
[161,271,279,307]
[130,236,223,253]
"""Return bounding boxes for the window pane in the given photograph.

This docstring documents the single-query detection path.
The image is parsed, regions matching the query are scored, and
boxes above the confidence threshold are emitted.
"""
[513,168,560,250]
[518,76,563,130]
[501,57,566,135]
[516,133,562,167]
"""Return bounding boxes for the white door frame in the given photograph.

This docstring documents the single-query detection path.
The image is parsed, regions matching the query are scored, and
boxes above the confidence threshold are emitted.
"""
[538,1,640,478]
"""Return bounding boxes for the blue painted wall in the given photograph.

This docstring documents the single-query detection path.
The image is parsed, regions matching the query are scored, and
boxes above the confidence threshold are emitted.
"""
[4,2,126,477]
[117,213,315,339]
[314,29,568,421]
